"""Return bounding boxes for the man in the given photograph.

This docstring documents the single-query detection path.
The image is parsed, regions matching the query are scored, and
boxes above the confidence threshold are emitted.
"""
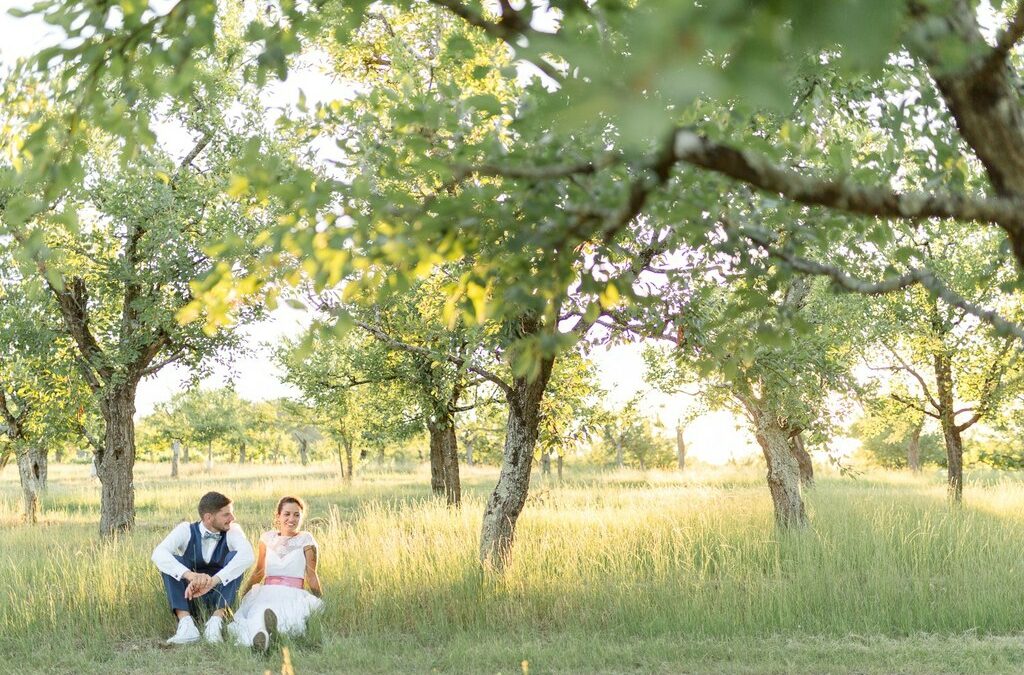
[152,491,255,644]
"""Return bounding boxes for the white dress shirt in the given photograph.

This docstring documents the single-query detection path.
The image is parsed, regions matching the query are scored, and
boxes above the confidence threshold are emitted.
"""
[151,521,255,585]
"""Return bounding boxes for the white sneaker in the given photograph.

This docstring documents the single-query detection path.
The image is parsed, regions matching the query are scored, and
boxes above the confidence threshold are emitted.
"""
[166,616,200,645]
[203,616,225,643]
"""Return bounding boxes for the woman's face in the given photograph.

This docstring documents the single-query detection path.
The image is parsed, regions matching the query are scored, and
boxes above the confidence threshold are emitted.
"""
[277,502,303,535]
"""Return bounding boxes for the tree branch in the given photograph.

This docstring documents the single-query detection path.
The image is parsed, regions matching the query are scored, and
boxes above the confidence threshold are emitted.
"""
[735,224,1024,343]
[672,129,1024,232]
[176,131,213,175]
[428,0,565,83]
[891,393,941,419]
[981,3,1024,75]
[881,342,943,413]
[456,153,618,181]
[0,387,22,438]
[139,344,190,378]
[353,319,513,396]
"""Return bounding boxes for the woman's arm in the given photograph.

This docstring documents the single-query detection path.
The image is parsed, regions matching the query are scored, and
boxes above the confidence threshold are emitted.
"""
[303,545,322,598]
[240,541,267,596]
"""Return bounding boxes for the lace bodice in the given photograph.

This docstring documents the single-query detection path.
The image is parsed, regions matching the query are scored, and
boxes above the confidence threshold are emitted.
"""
[260,530,317,578]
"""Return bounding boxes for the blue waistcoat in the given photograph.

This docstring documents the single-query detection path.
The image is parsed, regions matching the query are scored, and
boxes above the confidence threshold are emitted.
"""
[183,521,231,575]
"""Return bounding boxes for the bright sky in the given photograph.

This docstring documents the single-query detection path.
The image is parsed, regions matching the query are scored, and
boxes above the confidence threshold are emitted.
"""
[0,3,772,464]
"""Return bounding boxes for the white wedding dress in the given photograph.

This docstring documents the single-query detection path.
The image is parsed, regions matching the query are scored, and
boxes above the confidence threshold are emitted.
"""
[228,530,323,646]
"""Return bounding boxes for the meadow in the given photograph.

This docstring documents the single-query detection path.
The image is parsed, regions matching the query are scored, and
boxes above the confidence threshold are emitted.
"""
[4,461,1024,674]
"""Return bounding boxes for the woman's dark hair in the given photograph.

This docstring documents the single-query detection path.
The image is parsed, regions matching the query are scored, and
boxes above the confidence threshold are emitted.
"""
[276,496,306,514]
[198,491,232,516]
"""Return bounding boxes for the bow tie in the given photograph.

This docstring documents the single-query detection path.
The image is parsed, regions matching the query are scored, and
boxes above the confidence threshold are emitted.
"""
[202,531,222,541]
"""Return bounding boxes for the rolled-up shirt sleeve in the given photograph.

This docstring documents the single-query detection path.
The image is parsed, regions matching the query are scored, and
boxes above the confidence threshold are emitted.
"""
[151,521,191,580]
[216,523,255,585]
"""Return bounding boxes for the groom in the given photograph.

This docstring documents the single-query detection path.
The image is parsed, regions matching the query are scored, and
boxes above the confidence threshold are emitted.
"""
[151,491,255,644]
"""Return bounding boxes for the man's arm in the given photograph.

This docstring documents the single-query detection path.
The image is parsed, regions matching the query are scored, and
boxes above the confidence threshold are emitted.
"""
[151,522,192,580]
[212,524,256,586]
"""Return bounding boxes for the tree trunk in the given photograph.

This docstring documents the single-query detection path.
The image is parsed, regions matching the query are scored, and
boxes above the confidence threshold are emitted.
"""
[441,423,461,507]
[342,438,350,481]
[170,439,180,478]
[907,418,924,473]
[556,453,563,482]
[206,441,213,471]
[96,383,138,536]
[239,441,246,465]
[934,351,963,502]
[342,436,354,483]
[789,431,814,488]
[183,445,190,463]
[747,399,807,528]
[541,450,551,476]
[465,436,474,466]
[615,438,624,469]
[676,424,686,471]
[479,357,554,571]
[17,445,47,525]
[299,439,309,466]
[429,426,444,496]
[428,418,461,506]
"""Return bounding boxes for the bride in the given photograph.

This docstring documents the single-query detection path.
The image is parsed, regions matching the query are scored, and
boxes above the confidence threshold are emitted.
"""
[228,496,323,651]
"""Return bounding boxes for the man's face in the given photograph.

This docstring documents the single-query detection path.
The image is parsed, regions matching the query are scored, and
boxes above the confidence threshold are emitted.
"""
[204,504,235,533]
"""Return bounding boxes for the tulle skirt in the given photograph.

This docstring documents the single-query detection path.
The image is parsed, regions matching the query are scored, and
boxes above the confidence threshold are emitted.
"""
[227,584,323,646]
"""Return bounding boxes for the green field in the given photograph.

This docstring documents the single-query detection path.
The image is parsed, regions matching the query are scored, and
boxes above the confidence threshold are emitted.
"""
[4,462,1024,674]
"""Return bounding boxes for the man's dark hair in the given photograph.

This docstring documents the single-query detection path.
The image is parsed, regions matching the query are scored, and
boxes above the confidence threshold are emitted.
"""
[198,491,232,517]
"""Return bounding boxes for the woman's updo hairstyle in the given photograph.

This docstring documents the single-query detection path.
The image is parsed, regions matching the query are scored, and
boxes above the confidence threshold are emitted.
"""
[276,496,306,514]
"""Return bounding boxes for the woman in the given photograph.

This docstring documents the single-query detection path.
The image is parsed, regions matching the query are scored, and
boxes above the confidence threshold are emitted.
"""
[227,496,323,651]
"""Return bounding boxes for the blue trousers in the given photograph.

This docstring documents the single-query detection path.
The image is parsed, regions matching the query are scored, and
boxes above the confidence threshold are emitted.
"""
[161,552,242,616]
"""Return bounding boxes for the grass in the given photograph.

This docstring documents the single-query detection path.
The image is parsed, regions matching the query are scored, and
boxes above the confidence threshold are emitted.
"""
[3,460,1024,673]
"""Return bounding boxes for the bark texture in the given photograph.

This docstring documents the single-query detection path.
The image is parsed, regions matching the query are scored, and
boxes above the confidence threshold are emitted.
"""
[907,419,923,473]
[17,446,47,525]
[479,357,554,570]
[428,417,461,506]
[934,351,964,502]
[96,383,138,536]
[170,439,180,478]
[789,431,814,488]
[676,424,687,471]
[743,397,807,528]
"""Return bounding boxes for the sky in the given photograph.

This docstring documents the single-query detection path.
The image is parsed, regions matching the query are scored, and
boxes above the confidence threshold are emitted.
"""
[0,2,771,464]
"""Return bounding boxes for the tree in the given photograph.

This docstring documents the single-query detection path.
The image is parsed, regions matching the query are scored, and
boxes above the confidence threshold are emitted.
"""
[180,388,241,470]
[25,0,1024,555]
[339,278,502,507]
[277,325,422,480]
[597,399,675,471]
[850,400,945,470]
[0,269,92,523]
[0,34,309,533]
[855,228,1024,501]
[643,274,860,527]
[20,1,1024,343]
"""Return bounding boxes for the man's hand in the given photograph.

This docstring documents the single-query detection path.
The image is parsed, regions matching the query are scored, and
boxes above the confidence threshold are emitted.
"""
[183,573,214,600]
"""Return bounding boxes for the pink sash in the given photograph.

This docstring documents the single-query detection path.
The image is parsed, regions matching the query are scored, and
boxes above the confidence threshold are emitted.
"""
[264,576,304,589]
